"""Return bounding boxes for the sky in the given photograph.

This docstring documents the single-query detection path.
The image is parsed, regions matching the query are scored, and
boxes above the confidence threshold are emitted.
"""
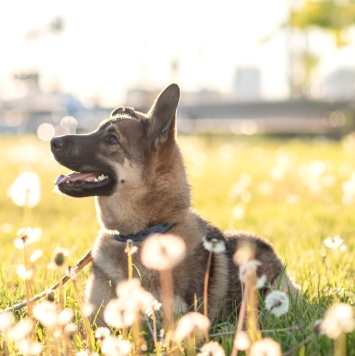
[0,0,353,107]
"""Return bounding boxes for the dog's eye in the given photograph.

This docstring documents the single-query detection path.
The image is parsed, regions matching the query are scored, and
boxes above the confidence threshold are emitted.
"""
[107,135,119,145]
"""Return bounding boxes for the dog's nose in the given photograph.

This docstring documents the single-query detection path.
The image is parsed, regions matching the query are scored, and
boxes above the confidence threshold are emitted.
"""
[51,136,65,150]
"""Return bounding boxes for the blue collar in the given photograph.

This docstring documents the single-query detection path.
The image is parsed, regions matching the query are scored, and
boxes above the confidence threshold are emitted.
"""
[113,223,174,243]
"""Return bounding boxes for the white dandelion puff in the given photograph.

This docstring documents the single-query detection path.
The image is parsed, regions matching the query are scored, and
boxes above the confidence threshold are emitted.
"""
[58,308,74,325]
[17,339,42,355]
[29,249,43,263]
[202,236,226,253]
[239,260,266,288]
[323,235,346,250]
[0,311,15,332]
[16,265,33,280]
[264,291,290,317]
[319,303,355,339]
[233,331,251,351]
[173,312,210,341]
[7,318,34,342]
[14,227,42,249]
[141,233,186,271]
[250,337,282,356]
[95,327,111,340]
[7,172,41,208]
[33,301,59,328]
[101,336,132,356]
[197,341,226,356]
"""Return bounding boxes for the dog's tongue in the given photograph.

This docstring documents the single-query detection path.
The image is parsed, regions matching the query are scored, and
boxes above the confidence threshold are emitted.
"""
[54,172,99,185]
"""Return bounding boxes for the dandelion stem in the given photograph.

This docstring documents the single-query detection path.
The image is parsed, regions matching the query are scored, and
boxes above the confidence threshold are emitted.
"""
[334,332,346,356]
[160,269,175,331]
[203,251,212,342]
[231,286,247,356]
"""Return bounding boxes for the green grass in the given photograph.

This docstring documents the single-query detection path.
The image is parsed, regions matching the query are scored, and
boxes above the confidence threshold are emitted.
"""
[0,134,354,355]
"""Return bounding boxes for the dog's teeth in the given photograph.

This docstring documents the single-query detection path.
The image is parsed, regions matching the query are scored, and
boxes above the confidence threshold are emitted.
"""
[98,174,107,181]
[93,178,99,182]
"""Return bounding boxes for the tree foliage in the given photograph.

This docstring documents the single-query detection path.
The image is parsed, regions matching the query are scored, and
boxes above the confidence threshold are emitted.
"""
[289,0,355,46]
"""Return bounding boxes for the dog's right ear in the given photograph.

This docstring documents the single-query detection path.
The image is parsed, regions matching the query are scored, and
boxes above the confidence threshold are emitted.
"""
[148,83,180,150]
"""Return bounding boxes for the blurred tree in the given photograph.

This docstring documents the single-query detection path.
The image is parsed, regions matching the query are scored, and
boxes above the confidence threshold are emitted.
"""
[287,0,355,97]
[289,0,355,47]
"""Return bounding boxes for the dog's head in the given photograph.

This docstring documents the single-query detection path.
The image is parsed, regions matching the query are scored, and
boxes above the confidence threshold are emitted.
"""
[50,83,181,198]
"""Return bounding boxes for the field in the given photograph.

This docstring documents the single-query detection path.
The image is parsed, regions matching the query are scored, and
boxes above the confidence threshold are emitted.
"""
[0,133,354,355]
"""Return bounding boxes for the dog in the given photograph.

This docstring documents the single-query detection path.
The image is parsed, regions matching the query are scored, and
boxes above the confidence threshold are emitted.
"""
[50,84,297,325]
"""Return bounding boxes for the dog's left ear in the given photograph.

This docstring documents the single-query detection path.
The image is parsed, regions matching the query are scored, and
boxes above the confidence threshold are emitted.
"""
[148,83,180,149]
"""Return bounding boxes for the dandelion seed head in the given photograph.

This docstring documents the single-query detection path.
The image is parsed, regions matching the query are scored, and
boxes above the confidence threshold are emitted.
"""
[83,303,94,317]
[320,303,355,339]
[33,300,58,328]
[7,318,34,342]
[264,291,290,317]
[29,249,43,263]
[239,260,262,284]
[141,233,186,271]
[14,227,42,249]
[64,323,78,335]
[323,235,346,250]
[16,265,33,280]
[173,312,210,341]
[54,247,70,266]
[104,298,137,328]
[7,172,41,208]
[58,308,74,325]
[197,341,226,356]
[95,326,111,340]
[101,336,132,356]
[202,236,226,253]
[0,311,15,332]
[234,331,251,351]
[250,337,282,356]
[17,339,42,355]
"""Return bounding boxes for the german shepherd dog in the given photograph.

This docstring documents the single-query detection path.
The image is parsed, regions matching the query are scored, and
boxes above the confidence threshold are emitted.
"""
[51,84,296,324]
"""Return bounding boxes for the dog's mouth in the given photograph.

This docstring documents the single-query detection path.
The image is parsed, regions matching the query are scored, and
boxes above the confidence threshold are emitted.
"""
[54,171,115,197]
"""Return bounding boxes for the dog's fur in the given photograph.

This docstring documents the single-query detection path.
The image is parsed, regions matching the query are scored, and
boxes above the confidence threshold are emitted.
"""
[51,84,296,324]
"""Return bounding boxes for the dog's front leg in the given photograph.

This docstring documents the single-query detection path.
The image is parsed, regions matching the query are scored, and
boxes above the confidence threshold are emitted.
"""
[85,265,115,327]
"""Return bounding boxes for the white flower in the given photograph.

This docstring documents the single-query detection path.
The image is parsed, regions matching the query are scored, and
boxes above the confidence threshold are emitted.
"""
[16,265,33,280]
[173,312,210,341]
[14,227,42,249]
[202,236,226,253]
[239,260,266,288]
[250,338,281,356]
[17,339,42,355]
[323,235,346,250]
[197,341,225,355]
[101,336,132,356]
[0,311,15,332]
[58,308,74,325]
[264,291,290,317]
[141,233,186,271]
[104,279,158,328]
[33,301,59,328]
[95,327,111,340]
[233,331,251,351]
[29,249,43,263]
[7,172,41,208]
[7,318,34,342]
[319,303,355,339]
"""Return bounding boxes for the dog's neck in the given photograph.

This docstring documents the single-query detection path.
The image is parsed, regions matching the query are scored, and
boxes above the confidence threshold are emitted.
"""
[111,223,174,243]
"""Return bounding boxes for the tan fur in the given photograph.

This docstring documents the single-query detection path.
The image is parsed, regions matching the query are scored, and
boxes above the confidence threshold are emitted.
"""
[51,84,298,326]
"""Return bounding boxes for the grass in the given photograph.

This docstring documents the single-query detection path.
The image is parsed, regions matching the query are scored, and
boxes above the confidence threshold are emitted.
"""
[0,133,354,355]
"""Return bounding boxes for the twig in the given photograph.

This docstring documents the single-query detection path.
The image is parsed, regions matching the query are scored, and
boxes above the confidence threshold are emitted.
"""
[1,249,92,314]
[282,333,314,356]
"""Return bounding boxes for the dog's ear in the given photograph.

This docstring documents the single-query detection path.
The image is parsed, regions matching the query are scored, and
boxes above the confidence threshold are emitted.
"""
[148,83,180,149]
[111,106,137,118]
